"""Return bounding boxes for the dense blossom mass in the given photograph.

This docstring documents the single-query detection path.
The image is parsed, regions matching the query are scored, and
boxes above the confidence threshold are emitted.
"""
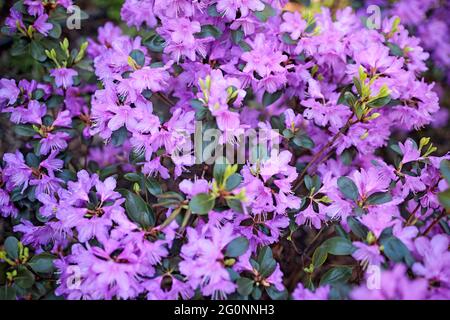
[0,0,449,300]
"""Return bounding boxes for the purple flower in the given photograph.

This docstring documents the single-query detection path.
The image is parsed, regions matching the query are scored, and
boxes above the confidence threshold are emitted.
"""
[292,283,330,300]
[412,235,450,285]
[33,14,53,36]
[50,68,78,89]
[216,0,265,20]
[0,78,20,106]
[351,264,428,300]
[280,11,307,40]
[3,151,32,192]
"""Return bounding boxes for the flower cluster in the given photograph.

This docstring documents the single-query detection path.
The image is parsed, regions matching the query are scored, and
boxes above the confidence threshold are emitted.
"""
[0,0,449,301]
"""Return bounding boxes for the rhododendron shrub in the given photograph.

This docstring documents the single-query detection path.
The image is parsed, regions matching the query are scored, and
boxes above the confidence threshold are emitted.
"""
[0,0,449,300]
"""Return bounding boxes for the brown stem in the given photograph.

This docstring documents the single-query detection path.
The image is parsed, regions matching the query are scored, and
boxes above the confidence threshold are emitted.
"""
[293,116,356,193]
[156,92,175,107]
[406,202,421,226]
[423,211,448,236]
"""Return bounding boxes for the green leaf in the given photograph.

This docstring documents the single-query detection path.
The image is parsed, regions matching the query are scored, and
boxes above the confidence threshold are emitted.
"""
[225,237,249,257]
[195,25,222,39]
[237,277,254,296]
[262,90,282,107]
[337,176,359,201]
[226,198,244,213]
[347,216,369,240]
[189,193,215,215]
[312,245,328,268]
[15,266,35,289]
[320,266,352,286]
[30,41,46,62]
[386,42,403,57]
[28,253,56,274]
[14,125,36,137]
[48,20,62,38]
[130,49,145,67]
[381,236,415,267]
[266,286,288,300]
[438,189,450,210]
[213,160,227,185]
[25,152,41,168]
[225,174,242,191]
[440,159,450,184]
[366,192,392,205]
[257,247,277,278]
[254,3,276,22]
[343,91,357,107]
[145,177,162,196]
[231,29,244,44]
[238,40,252,52]
[293,134,315,149]
[251,286,262,299]
[367,95,391,108]
[111,126,128,146]
[122,190,155,227]
[281,33,297,45]
[304,175,321,192]
[4,237,19,260]
[323,237,355,255]
[124,173,141,182]
[143,34,166,53]
[0,285,16,300]
[207,4,221,17]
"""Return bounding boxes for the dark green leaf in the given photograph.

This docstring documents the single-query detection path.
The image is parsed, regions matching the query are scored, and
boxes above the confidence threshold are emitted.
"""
[254,3,276,22]
[293,134,315,149]
[225,237,249,257]
[337,176,359,201]
[320,266,352,286]
[226,198,244,213]
[381,236,415,267]
[323,237,355,255]
[386,42,403,57]
[130,49,145,67]
[207,5,221,17]
[124,173,141,182]
[143,34,166,53]
[367,95,391,108]
[48,20,62,38]
[195,25,222,39]
[145,177,162,196]
[30,41,46,62]
[122,190,155,227]
[15,266,35,289]
[281,33,297,45]
[347,216,369,240]
[4,237,19,260]
[237,277,254,296]
[440,159,450,184]
[262,90,282,107]
[225,174,242,191]
[231,29,244,44]
[266,286,288,300]
[312,245,328,268]
[111,126,128,146]
[258,247,277,278]
[189,193,215,215]
[28,253,56,274]
[366,192,392,205]
[0,285,16,300]
[438,189,450,210]
[14,125,36,137]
